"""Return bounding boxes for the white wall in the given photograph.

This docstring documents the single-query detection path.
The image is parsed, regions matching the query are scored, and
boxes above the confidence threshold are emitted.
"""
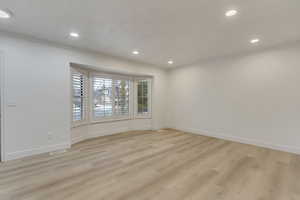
[0,32,168,161]
[71,119,153,144]
[0,51,4,161]
[167,43,300,154]
[2,30,300,161]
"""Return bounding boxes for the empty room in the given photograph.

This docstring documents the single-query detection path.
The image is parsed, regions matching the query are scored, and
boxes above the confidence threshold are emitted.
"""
[0,0,300,199]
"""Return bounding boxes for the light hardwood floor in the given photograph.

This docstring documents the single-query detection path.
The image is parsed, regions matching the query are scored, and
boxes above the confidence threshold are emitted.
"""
[0,129,300,200]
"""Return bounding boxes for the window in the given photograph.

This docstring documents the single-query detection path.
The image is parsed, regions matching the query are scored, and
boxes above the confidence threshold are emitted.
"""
[71,68,88,125]
[114,79,130,116]
[91,74,132,122]
[92,77,113,118]
[135,79,152,118]
[71,65,152,124]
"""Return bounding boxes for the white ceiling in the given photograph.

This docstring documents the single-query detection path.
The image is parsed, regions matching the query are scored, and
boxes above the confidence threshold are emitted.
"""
[0,0,300,68]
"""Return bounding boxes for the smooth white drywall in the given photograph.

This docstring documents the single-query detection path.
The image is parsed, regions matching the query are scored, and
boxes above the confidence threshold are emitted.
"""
[71,119,153,144]
[167,43,300,154]
[0,32,167,161]
[0,51,4,161]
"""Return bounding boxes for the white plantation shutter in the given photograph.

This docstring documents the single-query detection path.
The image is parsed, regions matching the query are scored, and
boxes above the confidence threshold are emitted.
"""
[135,78,152,118]
[72,70,87,122]
[137,80,149,114]
[92,77,113,117]
[71,66,152,123]
[91,75,131,120]
[114,79,130,116]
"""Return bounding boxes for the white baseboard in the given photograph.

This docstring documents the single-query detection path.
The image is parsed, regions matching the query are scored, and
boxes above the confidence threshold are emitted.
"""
[4,143,71,161]
[175,127,300,155]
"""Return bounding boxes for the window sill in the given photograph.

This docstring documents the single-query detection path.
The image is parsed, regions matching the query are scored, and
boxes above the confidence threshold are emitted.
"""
[90,117,132,124]
[72,116,153,129]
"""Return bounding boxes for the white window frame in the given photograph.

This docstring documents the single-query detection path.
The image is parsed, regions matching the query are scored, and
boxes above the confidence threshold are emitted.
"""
[71,67,89,127]
[70,65,153,125]
[90,72,134,123]
[134,78,152,119]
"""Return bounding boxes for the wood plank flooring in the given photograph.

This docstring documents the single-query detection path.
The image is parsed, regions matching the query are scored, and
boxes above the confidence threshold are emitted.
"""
[0,129,300,200]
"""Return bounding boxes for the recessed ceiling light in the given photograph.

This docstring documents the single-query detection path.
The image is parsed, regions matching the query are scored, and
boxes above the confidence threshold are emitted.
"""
[250,38,260,44]
[0,9,12,19]
[132,50,139,55]
[168,60,174,65]
[69,32,80,38]
[225,9,237,17]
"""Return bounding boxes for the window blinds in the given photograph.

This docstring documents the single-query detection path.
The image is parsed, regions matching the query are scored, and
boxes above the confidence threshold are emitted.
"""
[92,76,130,119]
[114,80,130,116]
[72,72,86,121]
[71,65,152,125]
[92,77,113,117]
[137,80,149,114]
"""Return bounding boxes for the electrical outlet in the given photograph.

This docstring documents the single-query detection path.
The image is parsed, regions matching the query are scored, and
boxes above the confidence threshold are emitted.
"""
[48,132,53,140]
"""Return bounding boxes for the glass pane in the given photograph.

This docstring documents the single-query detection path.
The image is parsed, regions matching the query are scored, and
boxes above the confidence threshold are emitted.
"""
[138,96,144,113]
[137,83,143,97]
[73,74,84,97]
[72,72,85,122]
[137,80,149,114]
[73,96,82,121]
[93,77,113,118]
[142,83,148,96]
[115,80,129,115]
[143,97,148,113]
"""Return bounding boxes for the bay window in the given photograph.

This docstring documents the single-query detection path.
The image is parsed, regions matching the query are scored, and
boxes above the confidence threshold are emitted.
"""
[71,66,152,126]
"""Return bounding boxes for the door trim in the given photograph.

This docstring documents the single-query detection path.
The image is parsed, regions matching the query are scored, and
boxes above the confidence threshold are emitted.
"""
[0,52,5,162]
